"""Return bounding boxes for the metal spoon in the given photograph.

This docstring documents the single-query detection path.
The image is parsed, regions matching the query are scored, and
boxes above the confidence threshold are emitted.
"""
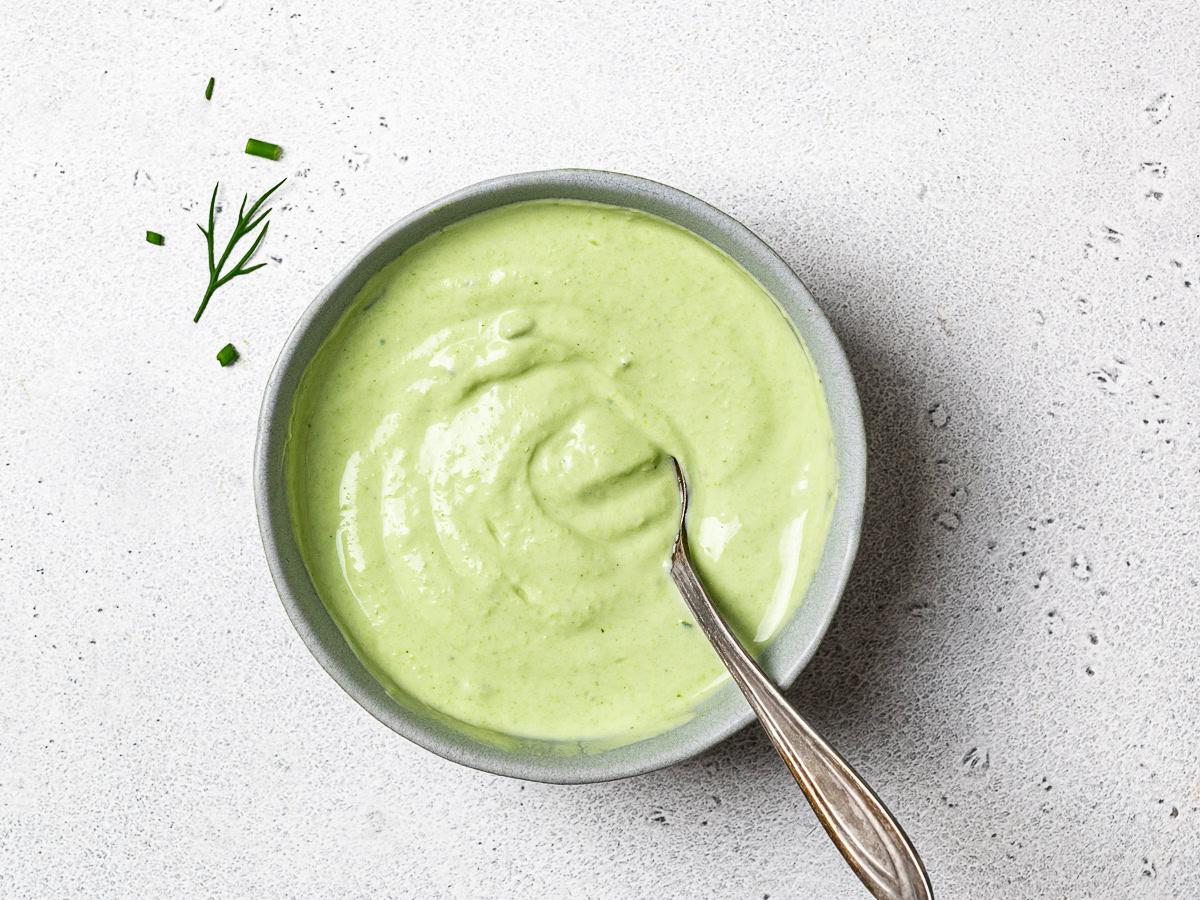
[667,457,933,900]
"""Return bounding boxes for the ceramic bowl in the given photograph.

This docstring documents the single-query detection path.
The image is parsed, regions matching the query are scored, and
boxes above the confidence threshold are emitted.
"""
[254,169,866,783]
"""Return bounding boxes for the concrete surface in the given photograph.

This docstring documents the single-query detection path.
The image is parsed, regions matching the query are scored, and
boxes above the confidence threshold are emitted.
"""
[2,1,1198,897]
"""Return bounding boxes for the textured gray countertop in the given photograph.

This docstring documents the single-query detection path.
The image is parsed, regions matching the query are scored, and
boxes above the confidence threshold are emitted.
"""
[2,1,1198,897]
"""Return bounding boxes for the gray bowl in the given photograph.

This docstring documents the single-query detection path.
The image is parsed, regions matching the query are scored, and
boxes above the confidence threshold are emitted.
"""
[254,169,866,783]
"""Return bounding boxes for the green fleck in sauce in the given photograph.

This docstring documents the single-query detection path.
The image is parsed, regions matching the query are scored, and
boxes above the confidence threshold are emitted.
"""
[286,200,836,743]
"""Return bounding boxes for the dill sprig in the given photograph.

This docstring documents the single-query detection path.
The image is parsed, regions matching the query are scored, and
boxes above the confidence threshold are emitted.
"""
[193,178,285,323]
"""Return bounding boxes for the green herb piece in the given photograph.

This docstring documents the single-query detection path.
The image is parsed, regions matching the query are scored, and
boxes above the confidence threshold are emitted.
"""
[216,343,239,366]
[245,138,281,160]
[146,230,165,245]
[194,178,286,322]
[205,77,214,100]
[680,621,693,628]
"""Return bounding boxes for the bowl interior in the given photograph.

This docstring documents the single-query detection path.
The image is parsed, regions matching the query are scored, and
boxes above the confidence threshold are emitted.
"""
[255,169,866,783]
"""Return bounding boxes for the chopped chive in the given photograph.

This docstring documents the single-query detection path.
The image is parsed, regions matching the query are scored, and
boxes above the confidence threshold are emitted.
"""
[245,138,281,160]
[680,621,693,628]
[146,231,165,245]
[205,77,214,100]
[216,343,239,367]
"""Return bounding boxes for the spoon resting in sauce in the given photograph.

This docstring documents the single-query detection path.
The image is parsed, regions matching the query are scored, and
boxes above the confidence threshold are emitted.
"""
[667,457,933,900]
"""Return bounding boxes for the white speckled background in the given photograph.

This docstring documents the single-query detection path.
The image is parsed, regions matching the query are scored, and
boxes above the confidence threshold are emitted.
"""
[2,1,1199,897]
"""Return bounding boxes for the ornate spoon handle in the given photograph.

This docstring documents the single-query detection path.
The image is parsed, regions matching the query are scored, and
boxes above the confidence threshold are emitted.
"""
[668,458,933,900]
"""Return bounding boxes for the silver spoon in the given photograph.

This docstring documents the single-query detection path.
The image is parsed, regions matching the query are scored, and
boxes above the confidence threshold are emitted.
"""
[667,457,933,900]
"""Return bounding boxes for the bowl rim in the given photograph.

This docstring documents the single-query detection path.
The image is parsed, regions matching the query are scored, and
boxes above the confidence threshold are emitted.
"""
[254,168,866,783]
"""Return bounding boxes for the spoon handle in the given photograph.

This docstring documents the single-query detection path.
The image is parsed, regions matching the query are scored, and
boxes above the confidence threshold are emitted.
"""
[669,551,933,900]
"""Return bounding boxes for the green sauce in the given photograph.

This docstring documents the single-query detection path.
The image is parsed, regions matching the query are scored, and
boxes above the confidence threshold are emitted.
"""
[286,200,836,743]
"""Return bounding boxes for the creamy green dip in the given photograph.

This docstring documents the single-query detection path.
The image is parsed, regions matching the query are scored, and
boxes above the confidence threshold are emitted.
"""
[286,200,836,743]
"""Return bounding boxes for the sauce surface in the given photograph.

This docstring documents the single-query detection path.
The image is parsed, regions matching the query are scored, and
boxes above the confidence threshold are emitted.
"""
[287,200,836,742]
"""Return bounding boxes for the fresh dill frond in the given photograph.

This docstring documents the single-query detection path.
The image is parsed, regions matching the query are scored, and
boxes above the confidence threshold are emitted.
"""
[193,178,286,323]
